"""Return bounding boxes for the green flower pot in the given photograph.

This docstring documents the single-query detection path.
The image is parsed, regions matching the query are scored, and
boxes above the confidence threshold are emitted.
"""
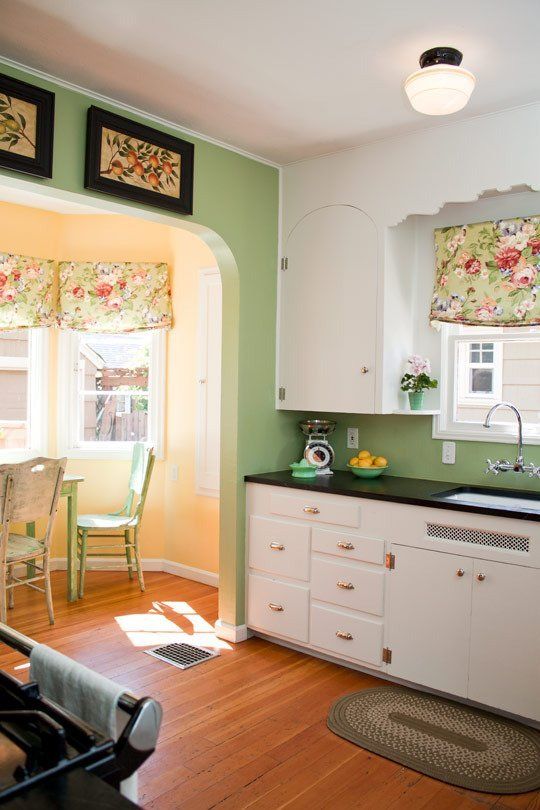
[408,391,425,411]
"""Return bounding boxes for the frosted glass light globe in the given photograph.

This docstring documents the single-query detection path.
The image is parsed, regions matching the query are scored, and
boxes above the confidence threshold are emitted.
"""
[404,64,476,115]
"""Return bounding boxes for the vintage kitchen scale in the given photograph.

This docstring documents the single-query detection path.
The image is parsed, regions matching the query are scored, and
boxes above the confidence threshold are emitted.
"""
[299,419,336,475]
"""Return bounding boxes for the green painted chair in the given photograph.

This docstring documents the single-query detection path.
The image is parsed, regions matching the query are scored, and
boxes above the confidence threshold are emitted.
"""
[77,443,155,597]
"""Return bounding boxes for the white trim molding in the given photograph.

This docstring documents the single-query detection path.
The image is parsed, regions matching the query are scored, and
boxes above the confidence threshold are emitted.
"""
[49,557,218,587]
[214,620,250,643]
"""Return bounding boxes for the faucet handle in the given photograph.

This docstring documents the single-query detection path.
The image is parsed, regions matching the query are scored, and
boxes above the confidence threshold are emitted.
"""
[485,459,499,475]
[528,465,540,479]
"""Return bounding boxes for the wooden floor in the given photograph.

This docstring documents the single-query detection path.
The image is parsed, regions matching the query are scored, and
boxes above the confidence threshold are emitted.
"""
[0,572,538,810]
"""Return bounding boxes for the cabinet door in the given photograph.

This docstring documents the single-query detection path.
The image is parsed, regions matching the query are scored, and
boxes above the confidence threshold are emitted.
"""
[468,560,540,720]
[278,205,378,413]
[386,545,472,697]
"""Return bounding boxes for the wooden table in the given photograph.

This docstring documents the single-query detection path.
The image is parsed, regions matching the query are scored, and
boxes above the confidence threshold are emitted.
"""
[26,474,85,603]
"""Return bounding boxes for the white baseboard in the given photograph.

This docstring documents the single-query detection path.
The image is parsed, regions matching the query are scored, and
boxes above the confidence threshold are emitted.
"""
[49,557,219,587]
[214,620,250,643]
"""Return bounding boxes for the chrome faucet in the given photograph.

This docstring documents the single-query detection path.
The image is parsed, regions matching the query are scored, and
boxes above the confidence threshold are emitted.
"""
[483,402,540,477]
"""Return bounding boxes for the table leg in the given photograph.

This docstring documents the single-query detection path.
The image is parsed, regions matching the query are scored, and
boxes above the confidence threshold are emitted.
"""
[66,484,78,602]
[25,522,36,580]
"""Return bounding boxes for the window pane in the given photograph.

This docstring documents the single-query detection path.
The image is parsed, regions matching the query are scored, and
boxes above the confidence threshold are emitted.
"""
[470,368,493,393]
[470,350,480,363]
[481,350,494,363]
[0,368,28,449]
[79,334,150,394]
[0,330,29,358]
[81,393,148,442]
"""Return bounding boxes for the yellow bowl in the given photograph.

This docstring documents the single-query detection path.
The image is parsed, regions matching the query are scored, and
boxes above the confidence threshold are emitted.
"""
[347,464,388,479]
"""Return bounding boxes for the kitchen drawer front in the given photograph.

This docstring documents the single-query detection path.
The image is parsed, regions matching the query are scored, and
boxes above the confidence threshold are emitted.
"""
[311,557,384,615]
[312,527,384,565]
[270,491,360,528]
[310,603,383,666]
[249,516,310,581]
[248,574,310,642]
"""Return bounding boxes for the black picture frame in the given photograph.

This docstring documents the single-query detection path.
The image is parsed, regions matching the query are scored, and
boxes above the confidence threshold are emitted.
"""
[85,106,194,215]
[0,72,54,178]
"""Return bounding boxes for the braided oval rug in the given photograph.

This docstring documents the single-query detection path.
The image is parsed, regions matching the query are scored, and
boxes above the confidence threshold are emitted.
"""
[328,686,540,794]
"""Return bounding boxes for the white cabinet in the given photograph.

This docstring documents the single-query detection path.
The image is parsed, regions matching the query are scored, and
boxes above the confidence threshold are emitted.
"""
[468,560,540,720]
[277,205,378,413]
[385,546,472,697]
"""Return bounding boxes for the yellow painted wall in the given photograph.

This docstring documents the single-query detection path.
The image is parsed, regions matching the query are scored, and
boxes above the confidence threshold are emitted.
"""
[0,202,219,574]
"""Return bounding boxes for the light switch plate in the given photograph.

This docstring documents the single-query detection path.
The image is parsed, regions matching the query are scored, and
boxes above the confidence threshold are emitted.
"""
[170,464,179,481]
[442,441,456,464]
[347,427,359,450]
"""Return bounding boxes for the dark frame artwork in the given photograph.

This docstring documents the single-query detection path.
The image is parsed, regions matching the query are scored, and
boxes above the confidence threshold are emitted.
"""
[0,72,54,178]
[85,106,194,215]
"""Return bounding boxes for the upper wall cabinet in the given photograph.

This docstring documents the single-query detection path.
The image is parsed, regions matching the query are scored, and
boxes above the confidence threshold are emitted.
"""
[277,205,378,413]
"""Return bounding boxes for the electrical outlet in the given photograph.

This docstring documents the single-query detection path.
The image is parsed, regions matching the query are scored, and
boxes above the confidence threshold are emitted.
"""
[347,427,359,450]
[170,464,179,481]
[442,441,456,464]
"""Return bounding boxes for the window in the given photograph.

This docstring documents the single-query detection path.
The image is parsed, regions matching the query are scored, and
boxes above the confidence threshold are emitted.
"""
[0,329,47,458]
[435,324,540,444]
[58,330,165,459]
[196,268,221,495]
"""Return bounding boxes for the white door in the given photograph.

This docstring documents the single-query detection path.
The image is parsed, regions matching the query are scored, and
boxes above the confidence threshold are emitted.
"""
[278,205,378,413]
[468,560,540,721]
[196,268,222,495]
[386,545,472,697]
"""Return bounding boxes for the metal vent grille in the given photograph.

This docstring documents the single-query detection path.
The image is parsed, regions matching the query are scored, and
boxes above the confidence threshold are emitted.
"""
[426,522,529,553]
[144,642,219,670]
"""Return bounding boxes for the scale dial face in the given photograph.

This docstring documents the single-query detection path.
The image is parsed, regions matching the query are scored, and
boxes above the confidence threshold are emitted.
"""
[304,440,335,469]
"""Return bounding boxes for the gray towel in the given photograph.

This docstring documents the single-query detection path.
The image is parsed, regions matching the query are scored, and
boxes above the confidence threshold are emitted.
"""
[30,643,125,737]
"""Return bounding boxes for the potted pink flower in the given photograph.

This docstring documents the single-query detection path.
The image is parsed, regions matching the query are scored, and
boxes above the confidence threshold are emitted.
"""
[400,355,438,411]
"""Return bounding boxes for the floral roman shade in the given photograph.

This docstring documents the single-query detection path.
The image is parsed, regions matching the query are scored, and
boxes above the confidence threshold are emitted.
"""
[431,215,540,326]
[0,252,55,330]
[58,261,172,332]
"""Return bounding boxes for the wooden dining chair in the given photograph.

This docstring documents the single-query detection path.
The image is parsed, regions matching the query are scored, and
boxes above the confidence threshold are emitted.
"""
[77,443,155,597]
[0,457,67,625]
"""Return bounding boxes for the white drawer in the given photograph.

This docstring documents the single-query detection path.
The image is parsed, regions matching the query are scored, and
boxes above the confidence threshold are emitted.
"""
[310,603,383,666]
[249,516,310,581]
[270,492,360,528]
[248,573,310,642]
[312,527,384,565]
[311,557,384,616]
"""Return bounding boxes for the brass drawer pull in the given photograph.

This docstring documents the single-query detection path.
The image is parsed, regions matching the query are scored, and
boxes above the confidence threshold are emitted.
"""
[303,506,320,514]
[456,568,465,577]
[337,580,354,590]
[337,541,354,550]
[336,630,353,640]
[268,602,284,611]
[269,542,285,551]
[476,573,486,582]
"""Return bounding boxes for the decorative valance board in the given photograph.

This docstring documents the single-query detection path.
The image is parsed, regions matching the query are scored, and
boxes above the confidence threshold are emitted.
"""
[0,255,172,332]
[431,215,540,327]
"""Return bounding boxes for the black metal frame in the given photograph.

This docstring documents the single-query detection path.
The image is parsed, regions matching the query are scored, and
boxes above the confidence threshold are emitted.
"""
[0,72,54,178]
[85,105,194,215]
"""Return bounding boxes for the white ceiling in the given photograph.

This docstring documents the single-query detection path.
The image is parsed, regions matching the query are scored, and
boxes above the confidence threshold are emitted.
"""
[0,0,539,164]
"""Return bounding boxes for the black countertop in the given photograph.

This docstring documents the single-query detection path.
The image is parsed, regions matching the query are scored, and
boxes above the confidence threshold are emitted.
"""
[244,470,540,522]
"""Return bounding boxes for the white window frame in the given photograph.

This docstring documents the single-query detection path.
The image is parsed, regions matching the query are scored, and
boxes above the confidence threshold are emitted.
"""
[196,267,221,497]
[57,330,166,460]
[456,340,503,405]
[434,324,540,445]
[0,328,49,461]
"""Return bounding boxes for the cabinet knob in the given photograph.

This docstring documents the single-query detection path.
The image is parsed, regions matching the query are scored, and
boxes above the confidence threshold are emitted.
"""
[337,541,354,550]
[268,602,284,612]
[476,573,486,582]
[269,542,285,551]
[336,630,353,640]
[360,366,369,374]
[337,580,354,590]
[303,506,320,514]
[456,568,465,577]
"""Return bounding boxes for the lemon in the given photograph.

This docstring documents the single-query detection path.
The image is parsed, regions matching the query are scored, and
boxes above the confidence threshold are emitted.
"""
[373,456,388,468]
[357,459,372,468]
[357,450,371,460]
[349,457,359,467]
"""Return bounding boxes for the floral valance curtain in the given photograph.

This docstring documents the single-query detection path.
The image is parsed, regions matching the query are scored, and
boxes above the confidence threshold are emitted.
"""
[431,215,540,327]
[0,253,55,329]
[58,261,172,332]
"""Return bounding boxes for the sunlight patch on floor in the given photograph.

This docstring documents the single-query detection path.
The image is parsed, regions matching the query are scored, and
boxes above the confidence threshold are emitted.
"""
[114,601,231,650]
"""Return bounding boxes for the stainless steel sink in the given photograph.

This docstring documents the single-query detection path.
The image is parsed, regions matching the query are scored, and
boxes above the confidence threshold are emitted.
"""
[432,486,540,514]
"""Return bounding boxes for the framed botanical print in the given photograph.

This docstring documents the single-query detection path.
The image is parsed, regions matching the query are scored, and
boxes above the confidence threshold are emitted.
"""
[0,72,54,178]
[85,106,194,215]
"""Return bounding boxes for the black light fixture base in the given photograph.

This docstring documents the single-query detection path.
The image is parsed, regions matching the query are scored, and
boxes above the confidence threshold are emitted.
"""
[419,47,463,69]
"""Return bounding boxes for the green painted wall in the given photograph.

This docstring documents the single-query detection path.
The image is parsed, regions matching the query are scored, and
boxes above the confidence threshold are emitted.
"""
[0,61,299,626]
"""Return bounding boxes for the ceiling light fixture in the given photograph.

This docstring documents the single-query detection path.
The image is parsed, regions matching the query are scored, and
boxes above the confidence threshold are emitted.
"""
[404,47,476,116]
